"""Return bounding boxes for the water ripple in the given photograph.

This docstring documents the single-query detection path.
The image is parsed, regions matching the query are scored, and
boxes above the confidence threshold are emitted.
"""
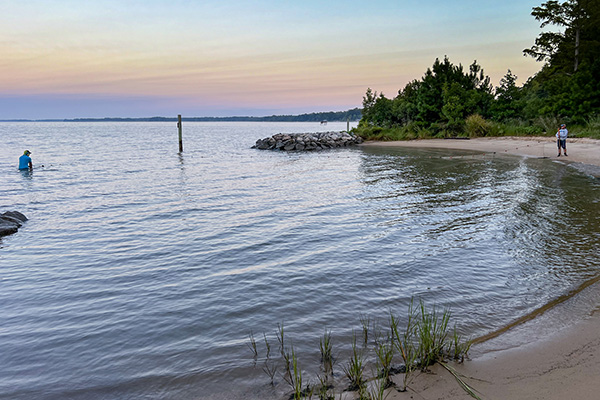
[1,123,599,399]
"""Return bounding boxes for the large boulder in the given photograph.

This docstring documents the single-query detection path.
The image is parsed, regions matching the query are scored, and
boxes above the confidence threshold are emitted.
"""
[0,211,28,237]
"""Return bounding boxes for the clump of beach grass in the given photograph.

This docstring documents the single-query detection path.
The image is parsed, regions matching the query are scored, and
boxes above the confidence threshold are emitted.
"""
[415,300,450,368]
[263,358,278,385]
[365,377,387,400]
[290,346,303,400]
[360,314,371,346]
[261,332,278,385]
[277,322,286,356]
[264,332,272,359]
[390,304,418,392]
[282,349,293,387]
[373,323,395,389]
[247,299,475,399]
[408,300,478,399]
[319,329,334,376]
[374,339,394,388]
[247,330,258,359]
[317,374,334,400]
[341,333,365,391]
[447,325,472,362]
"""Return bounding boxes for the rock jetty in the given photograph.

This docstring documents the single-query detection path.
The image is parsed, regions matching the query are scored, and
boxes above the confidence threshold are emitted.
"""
[0,211,28,238]
[252,131,363,151]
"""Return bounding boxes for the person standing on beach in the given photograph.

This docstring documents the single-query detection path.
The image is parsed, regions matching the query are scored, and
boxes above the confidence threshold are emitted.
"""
[18,150,33,170]
[556,124,568,157]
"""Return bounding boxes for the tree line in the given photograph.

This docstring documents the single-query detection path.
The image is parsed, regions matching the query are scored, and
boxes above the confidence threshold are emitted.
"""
[8,108,362,123]
[357,0,600,139]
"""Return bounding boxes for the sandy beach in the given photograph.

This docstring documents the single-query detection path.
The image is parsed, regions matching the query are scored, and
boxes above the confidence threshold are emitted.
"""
[359,136,600,400]
[381,308,600,400]
[362,136,600,176]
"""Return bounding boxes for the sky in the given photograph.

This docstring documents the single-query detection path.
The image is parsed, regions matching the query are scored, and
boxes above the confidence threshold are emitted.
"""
[0,0,545,119]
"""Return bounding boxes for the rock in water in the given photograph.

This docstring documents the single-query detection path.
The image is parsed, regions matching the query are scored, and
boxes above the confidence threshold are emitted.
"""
[252,131,363,151]
[0,211,28,237]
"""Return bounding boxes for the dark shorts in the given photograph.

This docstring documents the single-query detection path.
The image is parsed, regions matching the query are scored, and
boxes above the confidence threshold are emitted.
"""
[557,139,566,149]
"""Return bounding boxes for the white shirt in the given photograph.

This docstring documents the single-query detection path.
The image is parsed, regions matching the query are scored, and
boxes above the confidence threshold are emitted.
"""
[556,128,568,140]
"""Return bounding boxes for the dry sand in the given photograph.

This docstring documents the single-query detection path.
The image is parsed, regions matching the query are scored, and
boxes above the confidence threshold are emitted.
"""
[356,136,600,400]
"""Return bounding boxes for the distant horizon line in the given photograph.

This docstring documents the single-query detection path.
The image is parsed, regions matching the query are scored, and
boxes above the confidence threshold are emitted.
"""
[0,108,362,123]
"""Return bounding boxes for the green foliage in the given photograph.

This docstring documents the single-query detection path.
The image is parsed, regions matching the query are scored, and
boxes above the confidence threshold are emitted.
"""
[360,314,371,346]
[317,374,334,400]
[290,347,303,400]
[358,0,600,138]
[390,304,418,392]
[359,57,495,134]
[577,115,600,139]
[341,333,365,391]
[491,70,524,121]
[439,362,482,400]
[447,325,473,362]
[416,301,450,368]
[253,300,474,398]
[374,339,394,387]
[319,330,334,376]
[465,114,494,137]
[365,378,387,400]
[247,331,258,358]
[523,0,599,73]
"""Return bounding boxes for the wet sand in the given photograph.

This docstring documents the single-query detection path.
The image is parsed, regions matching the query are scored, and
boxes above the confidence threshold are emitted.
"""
[361,136,600,175]
[359,136,600,399]
[380,310,600,400]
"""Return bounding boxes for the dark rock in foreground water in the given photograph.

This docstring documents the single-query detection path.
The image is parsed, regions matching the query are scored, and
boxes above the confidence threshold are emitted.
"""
[252,131,363,151]
[0,211,28,237]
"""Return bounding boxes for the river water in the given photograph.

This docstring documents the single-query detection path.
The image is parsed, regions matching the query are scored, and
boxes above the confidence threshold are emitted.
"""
[1,122,599,399]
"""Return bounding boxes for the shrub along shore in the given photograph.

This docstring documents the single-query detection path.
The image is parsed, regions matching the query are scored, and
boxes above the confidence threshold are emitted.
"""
[354,114,600,142]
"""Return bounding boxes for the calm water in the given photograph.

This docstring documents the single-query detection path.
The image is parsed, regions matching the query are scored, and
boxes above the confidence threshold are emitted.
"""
[1,122,599,399]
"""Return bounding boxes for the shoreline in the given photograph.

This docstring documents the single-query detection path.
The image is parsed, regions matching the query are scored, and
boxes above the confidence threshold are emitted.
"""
[384,304,600,400]
[380,280,600,400]
[360,136,600,399]
[360,136,600,176]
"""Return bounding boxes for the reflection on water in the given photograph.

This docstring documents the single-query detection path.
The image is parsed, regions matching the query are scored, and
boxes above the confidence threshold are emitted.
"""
[359,147,599,332]
[19,169,33,179]
[0,122,598,400]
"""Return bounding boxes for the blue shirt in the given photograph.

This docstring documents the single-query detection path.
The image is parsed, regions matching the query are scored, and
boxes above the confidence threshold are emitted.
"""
[18,155,32,170]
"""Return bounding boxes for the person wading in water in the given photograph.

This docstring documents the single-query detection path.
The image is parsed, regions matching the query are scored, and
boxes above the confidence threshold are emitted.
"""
[18,150,33,170]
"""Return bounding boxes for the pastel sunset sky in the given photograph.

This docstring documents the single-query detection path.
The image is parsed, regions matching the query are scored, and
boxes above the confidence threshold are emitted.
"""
[1,0,544,119]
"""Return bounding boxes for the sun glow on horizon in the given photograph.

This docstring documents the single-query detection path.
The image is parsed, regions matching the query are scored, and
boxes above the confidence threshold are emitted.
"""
[1,0,542,118]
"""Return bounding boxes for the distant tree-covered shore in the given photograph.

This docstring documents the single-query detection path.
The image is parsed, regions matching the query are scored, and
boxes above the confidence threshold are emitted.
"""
[1,108,362,123]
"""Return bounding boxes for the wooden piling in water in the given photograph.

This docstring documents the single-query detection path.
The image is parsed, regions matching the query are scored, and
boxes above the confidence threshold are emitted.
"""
[177,114,183,152]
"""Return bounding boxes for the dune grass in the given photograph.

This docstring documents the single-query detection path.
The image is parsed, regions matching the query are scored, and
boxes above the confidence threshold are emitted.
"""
[341,333,366,392]
[247,299,474,399]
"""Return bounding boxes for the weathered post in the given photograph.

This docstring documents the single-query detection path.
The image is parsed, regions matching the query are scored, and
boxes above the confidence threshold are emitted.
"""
[177,114,183,152]
[347,117,350,133]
